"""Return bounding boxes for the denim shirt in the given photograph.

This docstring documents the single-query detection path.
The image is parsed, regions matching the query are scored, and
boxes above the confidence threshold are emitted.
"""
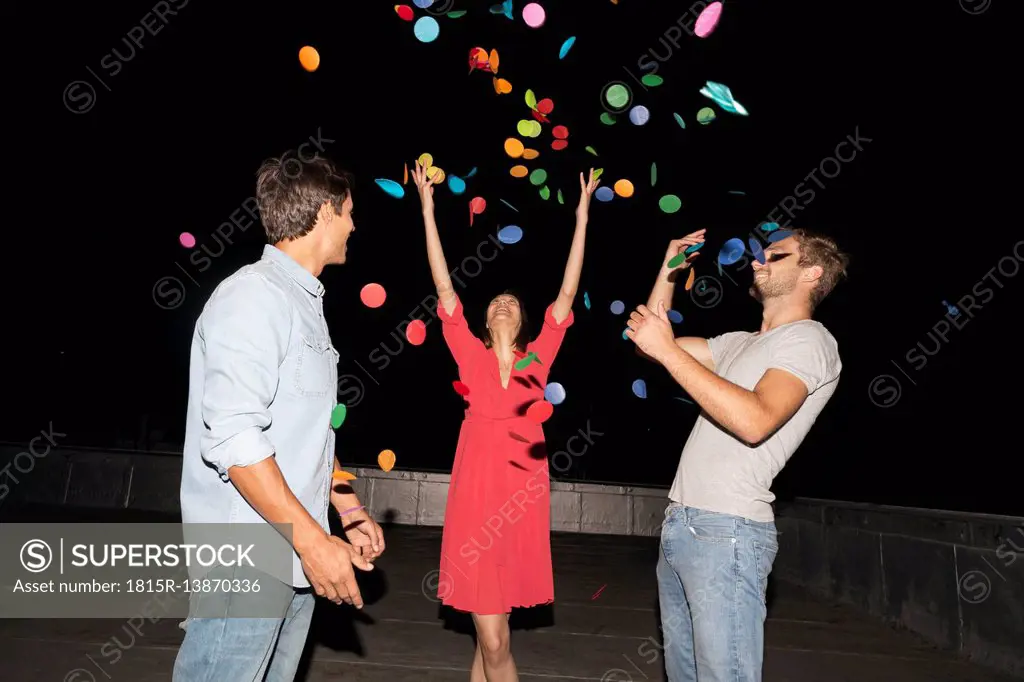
[181,245,339,588]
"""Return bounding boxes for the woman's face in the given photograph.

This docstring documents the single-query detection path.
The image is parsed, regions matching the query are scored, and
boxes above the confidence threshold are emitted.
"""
[486,294,521,334]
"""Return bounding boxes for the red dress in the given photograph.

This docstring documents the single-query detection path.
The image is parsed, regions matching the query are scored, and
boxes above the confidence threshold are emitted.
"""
[435,294,574,614]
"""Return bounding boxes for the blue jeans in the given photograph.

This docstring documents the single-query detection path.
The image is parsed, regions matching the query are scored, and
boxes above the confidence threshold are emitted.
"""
[657,503,779,682]
[172,589,315,682]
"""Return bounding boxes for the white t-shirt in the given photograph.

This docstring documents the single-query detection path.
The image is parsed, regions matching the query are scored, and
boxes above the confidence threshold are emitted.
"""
[668,320,842,522]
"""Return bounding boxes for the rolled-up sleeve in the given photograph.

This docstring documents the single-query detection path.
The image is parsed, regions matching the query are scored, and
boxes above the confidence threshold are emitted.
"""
[199,273,290,478]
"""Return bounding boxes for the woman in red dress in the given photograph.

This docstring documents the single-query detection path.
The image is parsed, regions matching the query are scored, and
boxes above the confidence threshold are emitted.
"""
[412,161,599,681]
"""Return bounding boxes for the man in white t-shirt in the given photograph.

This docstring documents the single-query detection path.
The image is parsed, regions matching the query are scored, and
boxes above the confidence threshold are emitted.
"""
[625,228,847,682]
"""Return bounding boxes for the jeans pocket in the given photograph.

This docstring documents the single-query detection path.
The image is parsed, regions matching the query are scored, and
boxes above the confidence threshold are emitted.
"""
[686,515,739,544]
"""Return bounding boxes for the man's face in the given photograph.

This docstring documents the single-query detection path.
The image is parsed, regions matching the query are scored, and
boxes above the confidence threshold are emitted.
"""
[325,195,355,265]
[749,236,802,301]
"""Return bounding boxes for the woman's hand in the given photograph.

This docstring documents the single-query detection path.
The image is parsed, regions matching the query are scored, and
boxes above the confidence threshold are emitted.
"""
[576,168,600,220]
[411,160,436,213]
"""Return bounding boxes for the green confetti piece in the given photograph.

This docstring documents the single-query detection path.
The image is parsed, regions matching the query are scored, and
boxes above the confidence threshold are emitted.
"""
[529,168,548,186]
[593,168,604,180]
[525,89,537,110]
[641,74,664,87]
[651,162,657,187]
[539,185,551,200]
[514,352,542,371]
[585,146,598,156]
[604,84,630,109]
[600,112,616,126]
[697,107,716,124]
[667,253,687,268]
[330,403,347,429]
[557,189,564,204]
[673,113,686,129]
[447,10,467,17]
[659,194,682,214]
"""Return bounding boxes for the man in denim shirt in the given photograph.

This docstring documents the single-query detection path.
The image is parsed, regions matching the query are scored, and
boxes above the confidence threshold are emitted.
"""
[174,155,384,681]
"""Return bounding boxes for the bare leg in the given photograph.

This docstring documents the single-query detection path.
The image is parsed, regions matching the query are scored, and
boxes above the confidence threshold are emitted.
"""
[471,612,517,681]
[470,640,485,682]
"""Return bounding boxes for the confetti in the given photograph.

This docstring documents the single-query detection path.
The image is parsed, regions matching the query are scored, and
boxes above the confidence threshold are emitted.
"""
[685,268,696,291]
[695,1,723,38]
[667,309,683,324]
[490,0,513,19]
[595,186,614,202]
[526,399,554,423]
[651,163,657,187]
[685,242,705,255]
[510,165,529,178]
[632,379,648,399]
[179,232,195,248]
[360,283,387,308]
[557,189,564,204]
[498,225,523,244]
[375,178,405,199]
[544,382,566,405]
[330,404,347,428]
[749,238,766,264]
[514,351,541,370]
[768,230,793,243]
[333,470,357,481]
[761,222,780,232]
[719,238,745,265]
[667,253,688,269]
[406,319,427,345]
[378,449,397,472]
[413,16,440,42]
[613,179,634,198]
[505,137,525,158]
[448,175,466,195]
[469,196,487,225]
[697,107,716,124]
[529,169,548,186]
[522,3,546,28]
[559,36,576,59]
[673,113,686,129]
[453,380,471,396]
[659,195,682,213]
[585,146,598,156]
[629,106,650,125]
[641,74,664,87]
[395,5,415,21]
[298,46,320,72]
[500,198,519,212]
[700,81,748,116]
[610,300,625,315]
[583,292,591,310]
[539,186,551,200]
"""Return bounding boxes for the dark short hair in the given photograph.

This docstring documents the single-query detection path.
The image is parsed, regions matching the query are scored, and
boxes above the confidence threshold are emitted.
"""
[255,155,353,244]
[791,228,849,309]
[480,290,531,353]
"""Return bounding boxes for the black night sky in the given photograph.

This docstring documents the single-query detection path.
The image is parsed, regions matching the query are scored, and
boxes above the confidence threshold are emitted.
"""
[14,0,1018,515]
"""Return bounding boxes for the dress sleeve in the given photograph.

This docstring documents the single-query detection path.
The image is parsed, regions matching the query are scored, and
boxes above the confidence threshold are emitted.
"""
[437,294,485,368]
[529,303,574,366]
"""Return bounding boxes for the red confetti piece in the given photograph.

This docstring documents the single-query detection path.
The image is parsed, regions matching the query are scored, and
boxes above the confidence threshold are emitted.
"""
[406,320,426,345]
[526,399,554,423]
[453,380,470,396]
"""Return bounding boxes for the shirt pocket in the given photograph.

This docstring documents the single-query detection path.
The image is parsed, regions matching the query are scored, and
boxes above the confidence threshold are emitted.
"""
[294,333,338,399]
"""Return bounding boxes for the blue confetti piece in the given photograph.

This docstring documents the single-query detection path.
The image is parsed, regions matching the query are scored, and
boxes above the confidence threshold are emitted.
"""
[559,36,576,60]
[448,176,466,195]
[497,225,523,244]
[464,167,478,178]
[584,292,591,310]
[413,0,433,6]
[760,221,780,233]
[684,242,705,255]
[595,186,615,202]
[375,178,405,199]
[544,382,566,405]
[718,238,746,265]
[749,237,766,264]
[767,230,793,243]
[667,309,683,324]
[632,379,647,399]
[610,300,625,315]
[413,16,440,42]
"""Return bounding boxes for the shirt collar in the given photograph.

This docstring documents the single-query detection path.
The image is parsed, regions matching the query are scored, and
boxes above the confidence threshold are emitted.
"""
[261,244,324,297]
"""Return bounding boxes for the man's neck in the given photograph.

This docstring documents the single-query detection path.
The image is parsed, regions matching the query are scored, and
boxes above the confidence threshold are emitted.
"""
[275,240,324,278]
[759,296,813,334]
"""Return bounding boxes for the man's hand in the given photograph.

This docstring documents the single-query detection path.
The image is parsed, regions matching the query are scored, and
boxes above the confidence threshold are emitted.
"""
[663,230,705,271]
[625,302,678,363]
[298,534,374,608]
[342,509,386,561]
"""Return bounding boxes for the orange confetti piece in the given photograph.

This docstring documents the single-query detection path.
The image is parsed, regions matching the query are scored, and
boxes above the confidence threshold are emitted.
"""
[493,77,512,94]
[509,165,529,178]
[685,267,696,291]
[521,148,540,160]
[403,163,408,185]
[489,49,500,74]
[333,470,357,481]
[378,449,396,472]
[504,138,525,158]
